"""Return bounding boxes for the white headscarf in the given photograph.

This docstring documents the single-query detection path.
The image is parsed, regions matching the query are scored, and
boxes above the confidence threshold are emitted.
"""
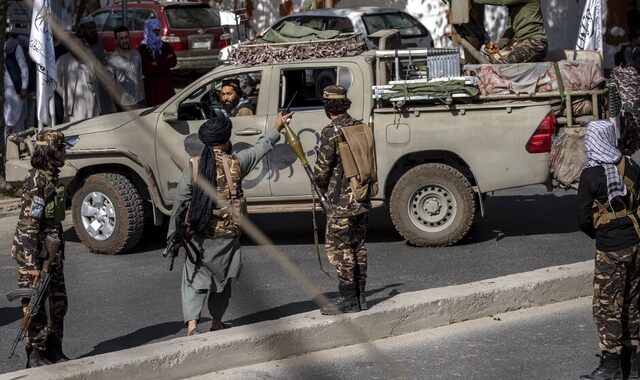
[584,120,627,203]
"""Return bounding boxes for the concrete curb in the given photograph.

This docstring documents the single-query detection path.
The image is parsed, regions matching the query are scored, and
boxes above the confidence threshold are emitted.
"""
[0,198,20,218]
[0,260,594,380]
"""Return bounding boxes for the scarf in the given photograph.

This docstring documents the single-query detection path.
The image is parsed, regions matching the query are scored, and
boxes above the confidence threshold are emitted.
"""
[142,19,163,58]
[584,120,627,203]
[188,117,233,234]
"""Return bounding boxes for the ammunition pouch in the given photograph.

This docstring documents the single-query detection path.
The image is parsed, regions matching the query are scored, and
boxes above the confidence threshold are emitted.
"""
[592,158,640,237]
[44,184,66,224]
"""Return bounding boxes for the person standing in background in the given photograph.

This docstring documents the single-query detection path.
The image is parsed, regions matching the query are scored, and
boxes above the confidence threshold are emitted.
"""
[106,26,146,111]
[3,34,29,139]
[139,19,176,106]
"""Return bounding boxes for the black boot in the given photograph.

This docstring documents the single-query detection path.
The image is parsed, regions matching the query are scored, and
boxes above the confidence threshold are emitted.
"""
[580,351,623,380]
[320,283,360,315]
[357,280,368,311]
[26,346,52,368]
[46,336,69,363]
[626,346,639,380]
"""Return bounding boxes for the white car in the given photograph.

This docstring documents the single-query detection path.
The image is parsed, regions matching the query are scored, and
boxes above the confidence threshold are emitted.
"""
[268,7,433,49]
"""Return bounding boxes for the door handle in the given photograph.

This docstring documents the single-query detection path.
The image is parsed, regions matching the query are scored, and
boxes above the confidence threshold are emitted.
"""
[234,128,262,136]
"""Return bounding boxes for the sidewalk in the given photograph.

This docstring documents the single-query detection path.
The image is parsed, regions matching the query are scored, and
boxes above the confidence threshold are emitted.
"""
[0,260,594,380]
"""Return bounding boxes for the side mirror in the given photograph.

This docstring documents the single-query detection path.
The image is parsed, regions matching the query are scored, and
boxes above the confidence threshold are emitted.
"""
[162,109,178,124]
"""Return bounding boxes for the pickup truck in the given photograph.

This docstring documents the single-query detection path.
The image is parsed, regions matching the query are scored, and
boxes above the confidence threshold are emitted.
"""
[4,45,609,254]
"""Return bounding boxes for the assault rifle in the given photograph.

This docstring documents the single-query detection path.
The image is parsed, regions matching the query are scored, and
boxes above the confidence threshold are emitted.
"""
[163,205,199,271]
[281,93,328,212]
[5,237,60,358]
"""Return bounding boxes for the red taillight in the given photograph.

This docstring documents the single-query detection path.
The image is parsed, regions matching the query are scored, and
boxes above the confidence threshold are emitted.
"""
[217,36,231,49]
[161,35,183,51]
[526,113,557,153]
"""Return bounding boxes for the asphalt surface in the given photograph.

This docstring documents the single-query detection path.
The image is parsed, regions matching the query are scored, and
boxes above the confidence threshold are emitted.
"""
[0,184,595,374]
[193,297,599,380]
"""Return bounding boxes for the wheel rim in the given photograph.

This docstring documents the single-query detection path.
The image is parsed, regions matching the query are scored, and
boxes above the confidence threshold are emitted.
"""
[80,191,116,241]
[407,184,457,233]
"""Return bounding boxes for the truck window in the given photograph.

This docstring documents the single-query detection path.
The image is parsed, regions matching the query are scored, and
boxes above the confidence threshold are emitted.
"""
[93,11,110,31]
[178,72,261,121]
[279,67,352,112]
[133,10,157,31]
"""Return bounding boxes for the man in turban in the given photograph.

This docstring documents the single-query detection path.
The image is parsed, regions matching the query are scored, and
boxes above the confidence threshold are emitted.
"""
[167,112,292,335]
[578,120,640,380]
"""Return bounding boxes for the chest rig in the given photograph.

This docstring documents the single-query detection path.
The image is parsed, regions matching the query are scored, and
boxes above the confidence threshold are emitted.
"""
[190,151,247,239]
[41,171,66,225]
[592,158,640,236]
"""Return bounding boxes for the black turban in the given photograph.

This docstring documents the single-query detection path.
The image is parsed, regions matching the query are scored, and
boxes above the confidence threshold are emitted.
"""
[199,116,232,146]
[189,117,233,234]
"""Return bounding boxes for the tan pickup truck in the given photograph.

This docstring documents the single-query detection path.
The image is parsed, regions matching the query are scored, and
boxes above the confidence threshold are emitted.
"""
[4,47,609,254]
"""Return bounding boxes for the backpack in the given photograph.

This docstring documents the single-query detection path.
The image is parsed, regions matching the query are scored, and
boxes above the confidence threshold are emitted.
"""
[336,123,378,202]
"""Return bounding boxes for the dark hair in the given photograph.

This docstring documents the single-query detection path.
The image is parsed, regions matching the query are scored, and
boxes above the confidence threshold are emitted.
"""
[30,145,64,171]
[114,26,129,37]
[322,97,352,115]
[221,79,243,96]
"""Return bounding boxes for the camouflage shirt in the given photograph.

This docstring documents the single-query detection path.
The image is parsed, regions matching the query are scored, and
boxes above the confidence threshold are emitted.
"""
[11,168,64,269]
[314,114,371,217]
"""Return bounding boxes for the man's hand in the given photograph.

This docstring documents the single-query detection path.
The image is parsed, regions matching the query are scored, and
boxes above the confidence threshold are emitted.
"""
[484,42,499,55]
[25,269,42,286]
[274,112,294,132]
[20,89,28,99]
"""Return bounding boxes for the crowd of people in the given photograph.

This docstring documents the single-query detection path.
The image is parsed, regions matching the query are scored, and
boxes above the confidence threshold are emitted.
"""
[3,17,178,135]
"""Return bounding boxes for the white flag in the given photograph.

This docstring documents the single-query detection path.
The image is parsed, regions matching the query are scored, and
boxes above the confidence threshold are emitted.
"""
[576,0,603,52]
[29,0,57,127]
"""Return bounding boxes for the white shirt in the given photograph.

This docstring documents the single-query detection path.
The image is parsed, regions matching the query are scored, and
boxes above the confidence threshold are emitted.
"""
[3,41,29,127]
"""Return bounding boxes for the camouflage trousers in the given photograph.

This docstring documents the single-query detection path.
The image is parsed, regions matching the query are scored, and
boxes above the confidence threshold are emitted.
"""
[325,213,368,286]
[494,38,548,64]
[593,245,640,354]
[16,230,67,351]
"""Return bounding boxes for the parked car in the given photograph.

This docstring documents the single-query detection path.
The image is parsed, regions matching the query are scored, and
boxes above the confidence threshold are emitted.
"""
[267,7,433,49]
[92,1,230,70]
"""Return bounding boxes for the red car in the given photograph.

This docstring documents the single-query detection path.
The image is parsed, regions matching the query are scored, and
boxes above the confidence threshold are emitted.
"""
[92,1,230,71]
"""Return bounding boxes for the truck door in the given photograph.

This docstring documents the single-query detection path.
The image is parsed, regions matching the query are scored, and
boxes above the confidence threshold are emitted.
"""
[155,68,272,204]
[265,62,365,199]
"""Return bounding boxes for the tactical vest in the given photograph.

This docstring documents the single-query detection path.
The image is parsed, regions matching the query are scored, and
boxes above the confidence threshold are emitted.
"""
[336,124,378,202]
[190,151,247,239]
[592,158,640,236]
[42,172,66,225]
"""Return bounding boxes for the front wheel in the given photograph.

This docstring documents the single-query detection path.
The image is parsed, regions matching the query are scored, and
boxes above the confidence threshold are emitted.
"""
[72,173,145,254]
[390,163,476,246]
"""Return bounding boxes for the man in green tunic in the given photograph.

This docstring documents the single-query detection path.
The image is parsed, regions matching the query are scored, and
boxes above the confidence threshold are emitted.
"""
[474,0,548,63]
[168,113,291,335]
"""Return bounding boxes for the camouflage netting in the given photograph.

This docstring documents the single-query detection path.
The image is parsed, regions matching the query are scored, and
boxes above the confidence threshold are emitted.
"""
[228,33,367,67]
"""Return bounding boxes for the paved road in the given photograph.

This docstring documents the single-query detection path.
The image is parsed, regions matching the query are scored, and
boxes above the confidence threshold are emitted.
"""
[0,184,595,374]
[193,297,599,380]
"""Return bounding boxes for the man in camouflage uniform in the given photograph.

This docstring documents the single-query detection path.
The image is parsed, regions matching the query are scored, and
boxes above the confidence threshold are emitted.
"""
[11,130,69,368]
[314,85,370,315]
[578,120,640,380]
[168,113,291,335]
[474,0,548,63]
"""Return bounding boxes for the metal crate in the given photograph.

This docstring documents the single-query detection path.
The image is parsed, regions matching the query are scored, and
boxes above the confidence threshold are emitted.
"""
[375,48,461,81]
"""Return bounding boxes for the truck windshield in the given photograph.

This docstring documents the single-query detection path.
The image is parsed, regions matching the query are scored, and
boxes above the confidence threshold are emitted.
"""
[361,12,427,38]
[165,6,220,29]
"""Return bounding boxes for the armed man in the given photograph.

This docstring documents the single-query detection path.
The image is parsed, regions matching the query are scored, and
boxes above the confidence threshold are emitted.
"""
[473,0,548,63]
[313,85,374,315]
[9,130,69,367]
[167,113,291,335]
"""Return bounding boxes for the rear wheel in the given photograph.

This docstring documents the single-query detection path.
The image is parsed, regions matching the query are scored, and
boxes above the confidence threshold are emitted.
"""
[72,173,145,254]
[390,163,476,246]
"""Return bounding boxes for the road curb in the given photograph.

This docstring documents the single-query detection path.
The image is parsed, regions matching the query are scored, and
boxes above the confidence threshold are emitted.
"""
[0,260,594,380]
[0,198,20,218]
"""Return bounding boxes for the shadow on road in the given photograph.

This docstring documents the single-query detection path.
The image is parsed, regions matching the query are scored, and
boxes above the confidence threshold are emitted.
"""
[457,193,580,246]
[0,306,22,328]
[229,283,403,327]
[78,318,210,358]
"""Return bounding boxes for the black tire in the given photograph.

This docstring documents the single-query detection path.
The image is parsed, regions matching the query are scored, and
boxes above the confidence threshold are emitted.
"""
[71,173,145,254]
[389,163,476,246]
